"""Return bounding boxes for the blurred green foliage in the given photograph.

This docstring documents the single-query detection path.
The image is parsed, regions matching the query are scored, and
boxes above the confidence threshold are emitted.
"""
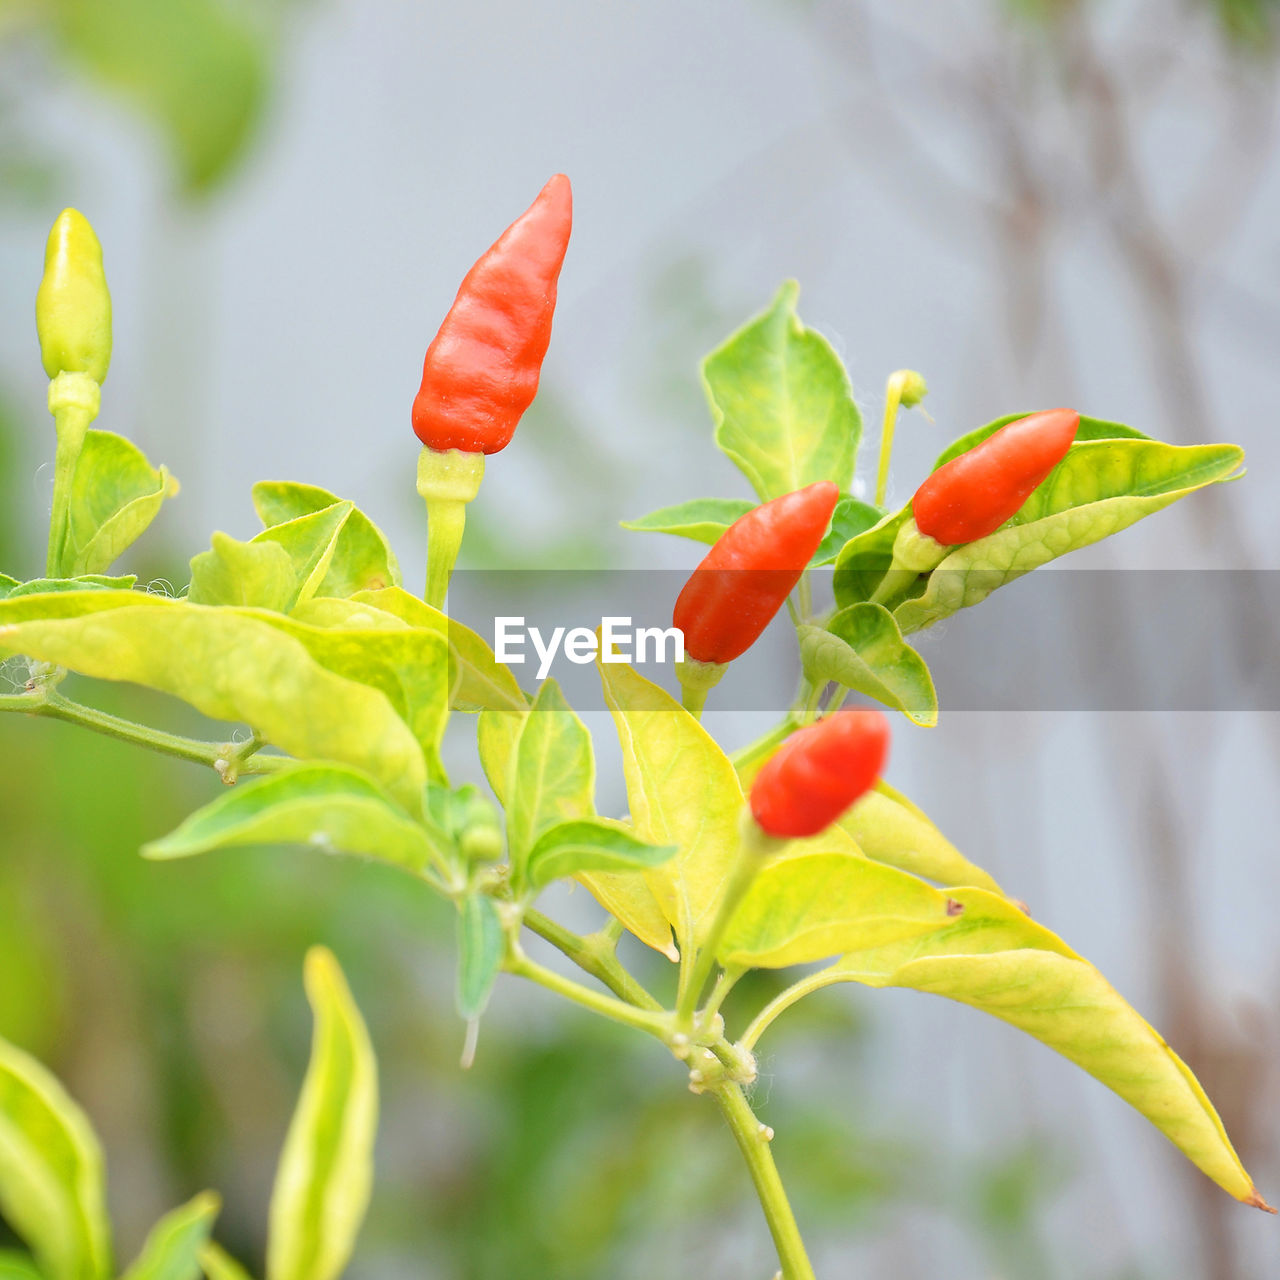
[2,0,279,198]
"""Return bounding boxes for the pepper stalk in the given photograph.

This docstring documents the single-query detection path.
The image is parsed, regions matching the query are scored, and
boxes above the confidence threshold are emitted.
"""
[417,446,485,608]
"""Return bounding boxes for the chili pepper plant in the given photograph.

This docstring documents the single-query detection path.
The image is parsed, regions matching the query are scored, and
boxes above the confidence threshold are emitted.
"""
[0,189,1271,1280]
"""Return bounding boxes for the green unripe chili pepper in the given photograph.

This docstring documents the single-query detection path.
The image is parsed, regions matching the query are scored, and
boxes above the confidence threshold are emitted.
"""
[36,208,112,385]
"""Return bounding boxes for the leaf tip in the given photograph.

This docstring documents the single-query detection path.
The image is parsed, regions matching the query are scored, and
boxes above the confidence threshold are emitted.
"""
[1245,1186,1277,1214]
[303,944,341,996]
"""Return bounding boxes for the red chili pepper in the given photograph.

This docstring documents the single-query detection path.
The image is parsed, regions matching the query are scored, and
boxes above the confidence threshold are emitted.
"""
[749,709,890,839]
[673,481,839,665]
[412,174,572,456]
[912,408,1080,546]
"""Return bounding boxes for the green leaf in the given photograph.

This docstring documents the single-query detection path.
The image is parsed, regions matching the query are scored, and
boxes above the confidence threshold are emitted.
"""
[719,842,958,969]
[841,782,1006,896]
[242,608,453,783]
[524,818,678,893]
[812,889,1271,1211]
[196,1244,252,1280]
[831,508,914,607]
[597,657,743,950]
[143,763,438,873]
[506,680,595,866]
[0,575,20,601]
[0,597,427,810]
[0,1252,43,1280]
[352,587,527,714]
[252,484,401,598]
[0,1032,112,1280]
[57,0,267,194]
[4,577,136,599]
[892,440,1244,633]
[267,949,377,1280]
[251,504,353,612]
[120,1192,219,1280]
[288,599,406,632]
[476,702,677,956]
[188,533,297,611]
[704,281,861,502]
[798,605,937,726]
[620,498,755,545]
[60,430,175,577]
[455,896,504,1022]
[810,496,885,566]
[932,412,1150,470]
[476,708,522,808]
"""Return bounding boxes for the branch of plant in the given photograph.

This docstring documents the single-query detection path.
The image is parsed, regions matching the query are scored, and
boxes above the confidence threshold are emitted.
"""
[504,943,672,1042]
[740,969,844,1053]
[522,908,663,1011]
[711,1081,817,1280]
[1,685,288,779]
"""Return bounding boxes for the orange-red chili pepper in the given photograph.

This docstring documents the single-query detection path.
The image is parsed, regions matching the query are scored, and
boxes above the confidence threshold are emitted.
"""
[749,709,890,839]
[912,408,1080,545]
[412,174,572,455]
[673,481,839,665]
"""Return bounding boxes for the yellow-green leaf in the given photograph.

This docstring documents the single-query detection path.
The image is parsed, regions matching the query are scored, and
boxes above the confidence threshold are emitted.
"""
[840,781,1006,895]
[506,680,595,863]
[353,587,526,714]
[455,895,504,1021]
[252,504,352,612]
[796,890,1272,1211]
[188,533,296,611]
[61,430,175,577]
[704,280,860,501]
[719,842,957,969]
[239,608,452,784]
[597,657,743,950]
[0,1252,43,1280]
[120,1192,219,1280]
[0,1033,112,1280]
[267,949,377,1280]
[143,763,438,872]
[252,483,401,598]
[0,599,426,810]
[798,605,936,727]
[197,1243,252,1280]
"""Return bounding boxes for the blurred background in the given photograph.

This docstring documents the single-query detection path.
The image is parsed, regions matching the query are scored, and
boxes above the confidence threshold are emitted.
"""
[1,1,1279,1276]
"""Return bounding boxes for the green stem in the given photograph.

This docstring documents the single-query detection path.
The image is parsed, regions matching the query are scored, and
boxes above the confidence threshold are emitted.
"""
[802,681,824,725]
[729,715,799,779]
[874,372,907,510]
[425,498,467,610]
[506,948,671,1041]
[796,572,813,624]
[681,682,709,719]
[699,965,742,1027]
[44,373,99,577]
[676,821,775,1029]
[712,1083,817,1280]
[740,970,844,1053]
[5,689,288,778]
[523,909,662,1011]
[418,446,485,610]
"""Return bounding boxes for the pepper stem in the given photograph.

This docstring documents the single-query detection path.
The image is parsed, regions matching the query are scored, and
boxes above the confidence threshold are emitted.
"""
[417,446,485,609]
[675,656,727,721]
[874,368,928,509]
[45,371,99,577]
[869,517,948,607]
